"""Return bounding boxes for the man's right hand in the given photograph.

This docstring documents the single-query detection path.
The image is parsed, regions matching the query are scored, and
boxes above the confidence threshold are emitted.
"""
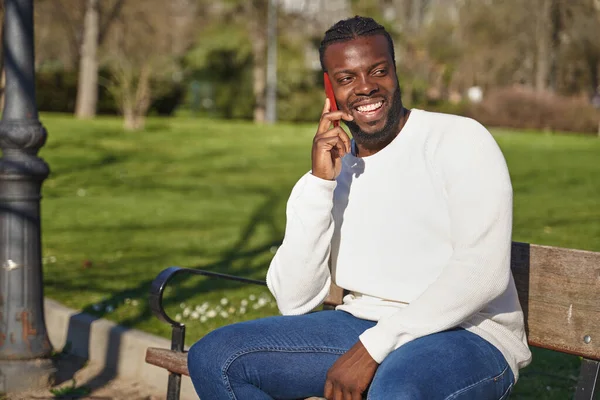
[311,98,354,181]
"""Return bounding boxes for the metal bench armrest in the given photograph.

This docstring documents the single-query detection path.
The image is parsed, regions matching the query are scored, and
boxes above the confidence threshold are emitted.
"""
[148,266,267,350]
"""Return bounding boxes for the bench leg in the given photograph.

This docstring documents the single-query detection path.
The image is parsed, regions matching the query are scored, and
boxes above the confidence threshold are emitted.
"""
[165,325,186,400]
[167,373,182,400]
[574,358,599,400]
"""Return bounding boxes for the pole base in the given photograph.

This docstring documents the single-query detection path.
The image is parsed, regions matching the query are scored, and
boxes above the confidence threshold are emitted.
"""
[0,358,56,393]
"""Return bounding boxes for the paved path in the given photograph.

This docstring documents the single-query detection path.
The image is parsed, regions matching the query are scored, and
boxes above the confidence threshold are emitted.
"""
[6,355,164,400]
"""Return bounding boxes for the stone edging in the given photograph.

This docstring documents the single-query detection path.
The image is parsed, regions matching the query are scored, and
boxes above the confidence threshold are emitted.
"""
[44,298,197,399]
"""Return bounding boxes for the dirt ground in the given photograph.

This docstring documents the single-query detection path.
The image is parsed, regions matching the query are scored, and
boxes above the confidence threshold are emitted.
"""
[6,355,164,400]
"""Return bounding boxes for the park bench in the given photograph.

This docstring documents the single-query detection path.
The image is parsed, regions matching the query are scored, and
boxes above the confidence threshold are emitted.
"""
[145,242,600,400]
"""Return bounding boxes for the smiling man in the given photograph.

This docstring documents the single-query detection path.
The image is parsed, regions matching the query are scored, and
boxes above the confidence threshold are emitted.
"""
[187,16,532,400]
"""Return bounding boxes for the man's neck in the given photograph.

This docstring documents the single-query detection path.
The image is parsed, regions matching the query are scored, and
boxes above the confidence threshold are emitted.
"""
[355,108,411,157]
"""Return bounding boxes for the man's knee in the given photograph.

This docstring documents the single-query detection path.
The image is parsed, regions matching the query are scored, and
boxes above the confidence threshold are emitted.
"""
[187,324,246,378]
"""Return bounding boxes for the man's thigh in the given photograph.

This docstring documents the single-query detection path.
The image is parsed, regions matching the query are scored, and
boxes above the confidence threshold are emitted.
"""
[188,310,374,399]
[367,328,514,400]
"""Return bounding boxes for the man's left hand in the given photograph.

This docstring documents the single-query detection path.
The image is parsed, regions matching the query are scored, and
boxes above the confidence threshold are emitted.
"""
[324,341,379,400]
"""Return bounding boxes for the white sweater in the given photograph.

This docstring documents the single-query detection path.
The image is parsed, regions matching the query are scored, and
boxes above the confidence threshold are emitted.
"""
[266,109,532,379]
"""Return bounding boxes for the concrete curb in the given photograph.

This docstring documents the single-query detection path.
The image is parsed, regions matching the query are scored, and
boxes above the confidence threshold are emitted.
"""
[44,298,197,400]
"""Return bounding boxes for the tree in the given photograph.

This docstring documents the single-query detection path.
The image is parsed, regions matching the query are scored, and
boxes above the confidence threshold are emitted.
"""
[36,0,83,71]
[74,0,124,119]
[74,0,99,118]
[562,0,600,94]
[102,0,199,130]
[533,0,562,92]
[246,0,269,123]
[0,3,5,112]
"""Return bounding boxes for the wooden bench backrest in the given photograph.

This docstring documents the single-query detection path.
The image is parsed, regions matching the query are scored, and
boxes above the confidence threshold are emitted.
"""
[324,241,600,361]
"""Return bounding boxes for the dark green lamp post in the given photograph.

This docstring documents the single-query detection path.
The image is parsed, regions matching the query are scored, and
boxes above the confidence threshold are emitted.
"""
[0,0,56,392]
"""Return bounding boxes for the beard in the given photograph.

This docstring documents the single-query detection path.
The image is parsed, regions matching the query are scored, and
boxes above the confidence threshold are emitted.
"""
[345,86,404,151]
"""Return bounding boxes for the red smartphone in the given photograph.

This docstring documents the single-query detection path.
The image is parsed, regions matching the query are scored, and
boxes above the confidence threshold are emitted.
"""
[323,72,339,127]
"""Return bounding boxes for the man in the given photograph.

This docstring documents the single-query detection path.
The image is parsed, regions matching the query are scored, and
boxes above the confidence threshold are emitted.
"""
[188,16,531,400]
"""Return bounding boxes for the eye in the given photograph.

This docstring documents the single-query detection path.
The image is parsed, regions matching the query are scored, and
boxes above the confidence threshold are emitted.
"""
[373,69,387,76]
[337,76,353,85]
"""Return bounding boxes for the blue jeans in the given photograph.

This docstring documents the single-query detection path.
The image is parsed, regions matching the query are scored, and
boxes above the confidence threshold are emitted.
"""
[188,310,514,399]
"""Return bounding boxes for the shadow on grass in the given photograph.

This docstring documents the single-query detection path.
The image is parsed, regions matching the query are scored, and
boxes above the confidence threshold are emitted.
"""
[57,190,284,392]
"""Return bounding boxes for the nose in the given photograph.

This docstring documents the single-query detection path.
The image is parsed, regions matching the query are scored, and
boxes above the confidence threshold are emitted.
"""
[354,75,378,97]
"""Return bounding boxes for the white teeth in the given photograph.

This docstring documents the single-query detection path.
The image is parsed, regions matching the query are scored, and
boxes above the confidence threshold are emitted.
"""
[356,101,382,112]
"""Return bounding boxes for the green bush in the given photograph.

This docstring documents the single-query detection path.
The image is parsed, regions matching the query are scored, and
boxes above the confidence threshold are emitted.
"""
[36,69,185,116]
[36,70,78,113]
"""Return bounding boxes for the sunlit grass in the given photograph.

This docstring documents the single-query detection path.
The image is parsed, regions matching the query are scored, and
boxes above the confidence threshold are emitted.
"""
[35,113,600,399]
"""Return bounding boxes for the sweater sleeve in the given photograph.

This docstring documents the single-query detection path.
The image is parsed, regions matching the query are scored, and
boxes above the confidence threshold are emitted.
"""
[359,119,514,363]
[266,172,337,315]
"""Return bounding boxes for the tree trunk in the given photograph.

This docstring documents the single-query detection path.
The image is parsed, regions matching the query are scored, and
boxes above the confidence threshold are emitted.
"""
[410,0,423,32]
[122,64,152,131]
[586,52,599,95]
[123,112,146,131]
[0,67,5,113]
[249,1,267,123]
[535,0,552,92]
[548,0,560,91]
[75,0,99,119]
[0,11,4,112]
[123,107,136,130]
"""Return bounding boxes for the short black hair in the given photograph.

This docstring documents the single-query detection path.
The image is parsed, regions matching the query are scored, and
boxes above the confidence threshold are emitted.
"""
[319,16,395,72]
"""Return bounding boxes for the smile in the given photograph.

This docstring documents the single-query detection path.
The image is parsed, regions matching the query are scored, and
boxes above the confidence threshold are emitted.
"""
[355,101,383,113]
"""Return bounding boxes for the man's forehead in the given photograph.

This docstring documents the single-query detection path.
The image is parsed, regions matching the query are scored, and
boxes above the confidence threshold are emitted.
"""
[323,35,391,71]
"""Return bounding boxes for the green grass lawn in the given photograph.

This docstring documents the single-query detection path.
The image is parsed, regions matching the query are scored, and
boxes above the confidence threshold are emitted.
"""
[34,114,599,399]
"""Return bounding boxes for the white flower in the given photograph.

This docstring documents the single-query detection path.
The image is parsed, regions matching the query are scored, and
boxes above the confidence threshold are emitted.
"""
[207,310,217,318]
[200,316,207,322]
[195,305,202,312]
[220,298,228,306]
[77,188,86,197]
[241,299,248,307]
[183,308,191,317]
[180,303,186,309]
[191,311,199,319]
[49,256,57,263]
[239,307,246,314]
[258,298,267,306]
[228,307,235,313]
[175,314,182,321]
[125,298,131,304]
[132,300,139,306]
[219,311,229,318]
[270,246,278,254]
[249,295,256,301]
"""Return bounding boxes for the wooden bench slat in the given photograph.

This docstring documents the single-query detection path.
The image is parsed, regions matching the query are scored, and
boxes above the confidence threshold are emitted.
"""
[512,242,600,361]
[146,347,189,376]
